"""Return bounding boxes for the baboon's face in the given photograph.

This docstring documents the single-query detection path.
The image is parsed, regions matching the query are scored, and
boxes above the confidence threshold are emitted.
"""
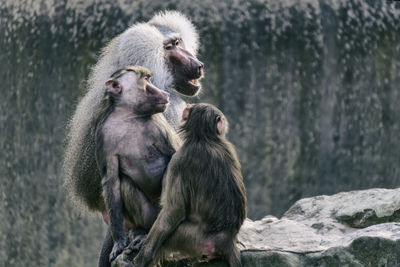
[106,72,170,115]
[131,73,170,114]
[164,37,204,96]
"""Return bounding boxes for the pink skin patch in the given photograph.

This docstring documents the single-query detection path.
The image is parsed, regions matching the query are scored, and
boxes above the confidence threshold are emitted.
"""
[102,211,133,232]
[202,240,216,262]
[102,211,110,225]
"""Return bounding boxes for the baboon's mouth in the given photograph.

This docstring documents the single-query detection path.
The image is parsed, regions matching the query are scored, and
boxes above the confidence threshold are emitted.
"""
[155,102,169,112]
[188,79,199,86]
[174,69,203,96]
[155,102,169,109]
[176,79,201,96]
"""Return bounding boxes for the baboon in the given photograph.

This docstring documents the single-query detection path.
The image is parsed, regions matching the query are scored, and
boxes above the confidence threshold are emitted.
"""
[64,10,203,213]
[134,103,247,267]
[62,11,203,266]
[94,66,182,262]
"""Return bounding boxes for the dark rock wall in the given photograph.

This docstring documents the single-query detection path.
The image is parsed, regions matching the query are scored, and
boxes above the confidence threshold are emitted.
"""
[0,0,399,266]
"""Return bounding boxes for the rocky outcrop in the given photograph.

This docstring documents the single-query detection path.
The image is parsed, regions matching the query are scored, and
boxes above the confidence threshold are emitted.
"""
[113,188,400,266]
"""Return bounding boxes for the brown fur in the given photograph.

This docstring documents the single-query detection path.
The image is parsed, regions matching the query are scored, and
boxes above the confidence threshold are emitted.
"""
[134,103,246,267]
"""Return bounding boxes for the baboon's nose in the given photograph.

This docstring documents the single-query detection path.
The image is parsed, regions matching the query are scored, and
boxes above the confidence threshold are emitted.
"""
[162,91,170,102]
[194,61,204,77]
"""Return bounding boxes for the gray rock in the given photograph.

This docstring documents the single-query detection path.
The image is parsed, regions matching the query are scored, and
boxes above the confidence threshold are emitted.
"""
[113,188,400,266]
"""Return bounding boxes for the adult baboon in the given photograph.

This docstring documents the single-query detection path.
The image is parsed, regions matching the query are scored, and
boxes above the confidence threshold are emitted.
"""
[62,11,203,267]
[134,103,247,267]
[94,66,181,262]
[64,11,203,213]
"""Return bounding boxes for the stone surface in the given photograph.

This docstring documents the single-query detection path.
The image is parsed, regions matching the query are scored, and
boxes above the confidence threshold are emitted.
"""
[113,188,400,266]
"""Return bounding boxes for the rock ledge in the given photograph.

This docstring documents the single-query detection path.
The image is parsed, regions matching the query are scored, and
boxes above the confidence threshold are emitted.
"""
[114,188,400,266]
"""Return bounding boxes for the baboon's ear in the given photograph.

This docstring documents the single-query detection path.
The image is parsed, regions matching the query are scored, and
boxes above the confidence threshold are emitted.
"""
[182,104,192,121]
[105,79,122,94]
[216,116,225,135]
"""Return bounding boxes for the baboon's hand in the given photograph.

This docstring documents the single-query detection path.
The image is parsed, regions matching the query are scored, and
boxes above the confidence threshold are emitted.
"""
[109,239,127,262]
[124,233,147,255]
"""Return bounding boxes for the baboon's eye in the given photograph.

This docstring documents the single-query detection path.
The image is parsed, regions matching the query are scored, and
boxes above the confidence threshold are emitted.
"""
[175,39,180,46]
[164,43,173,50]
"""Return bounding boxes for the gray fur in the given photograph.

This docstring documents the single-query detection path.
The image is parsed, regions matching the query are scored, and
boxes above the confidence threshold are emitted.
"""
[63,11,200,211]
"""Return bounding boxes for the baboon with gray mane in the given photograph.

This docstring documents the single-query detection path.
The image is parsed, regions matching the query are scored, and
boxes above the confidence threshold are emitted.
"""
[64,10,203,212]
[62,11,203,267]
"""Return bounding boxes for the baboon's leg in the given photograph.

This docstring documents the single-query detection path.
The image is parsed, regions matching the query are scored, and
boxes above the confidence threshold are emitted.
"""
[162,222,204,258]
[120,178,159,230]
[224,241,242,267]
[120,178,159,254]
[98,227,113,267]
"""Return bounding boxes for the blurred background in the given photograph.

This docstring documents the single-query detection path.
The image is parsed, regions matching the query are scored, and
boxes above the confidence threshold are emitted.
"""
[1,0,399,266]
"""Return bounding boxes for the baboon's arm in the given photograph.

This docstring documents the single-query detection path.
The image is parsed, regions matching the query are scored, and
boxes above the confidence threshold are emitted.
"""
[102,155,126,248]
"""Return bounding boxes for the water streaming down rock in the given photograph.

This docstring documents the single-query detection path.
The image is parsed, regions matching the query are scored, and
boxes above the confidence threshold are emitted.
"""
[0,0,399,266]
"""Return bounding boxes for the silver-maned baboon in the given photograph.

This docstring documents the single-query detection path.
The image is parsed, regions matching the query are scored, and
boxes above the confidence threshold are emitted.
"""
[134,103,247,267]
[64,11,203,213]
[62,11,203,267]
[94,66,181,262]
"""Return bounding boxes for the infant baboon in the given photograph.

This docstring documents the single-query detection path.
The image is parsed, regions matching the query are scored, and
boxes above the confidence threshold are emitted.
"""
[94,66,181,262]
[134,103,246,267]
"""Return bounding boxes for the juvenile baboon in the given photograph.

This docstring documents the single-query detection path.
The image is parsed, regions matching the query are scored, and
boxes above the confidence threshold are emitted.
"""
[64,11,203,213]
[94,66,181,262]
[134,103,247,267]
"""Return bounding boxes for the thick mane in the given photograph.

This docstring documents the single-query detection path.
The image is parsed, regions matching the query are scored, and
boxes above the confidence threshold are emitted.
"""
[63,11,199,211]
[149,10,199,55]
[118,23,170,91]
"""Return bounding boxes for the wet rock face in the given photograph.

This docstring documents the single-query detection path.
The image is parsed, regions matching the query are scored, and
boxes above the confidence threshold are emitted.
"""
[1,1,400,266]
[113,188,400,266]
